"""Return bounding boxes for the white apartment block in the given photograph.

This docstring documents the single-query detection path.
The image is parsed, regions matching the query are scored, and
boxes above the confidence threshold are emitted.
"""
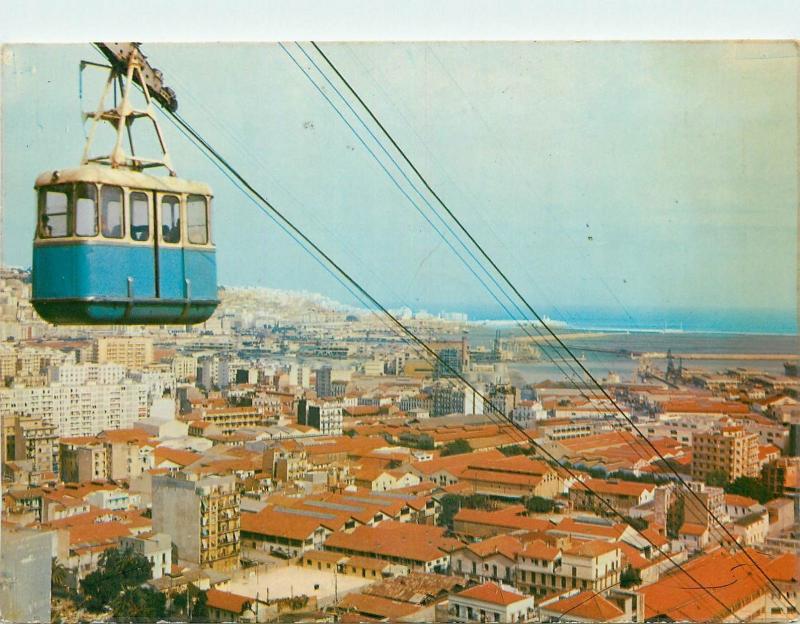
[128,366,177,402]
[511,401,548,428]
[0,382,149,437]
[171,354,198,382]
[48,363,125,386]
[289,364,311,388]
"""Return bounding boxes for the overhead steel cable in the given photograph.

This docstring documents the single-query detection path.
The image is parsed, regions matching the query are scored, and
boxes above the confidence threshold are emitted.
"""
[163,104,531,451]
[285,41,657,464]
[284,41,654,461]
[158,42,653,465]
[152,99,741,623]
[306,42,797,611]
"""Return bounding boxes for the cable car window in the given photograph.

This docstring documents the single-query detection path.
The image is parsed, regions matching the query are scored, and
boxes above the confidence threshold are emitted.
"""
[39,185,71,238]
[74,183,98,237]
[101,185,124,238]
[130,191,150,241]
[186,195,208,244]
[161,195,181,243]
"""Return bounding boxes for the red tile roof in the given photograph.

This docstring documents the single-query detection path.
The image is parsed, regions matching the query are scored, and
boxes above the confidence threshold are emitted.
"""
[456,582,529,606]
[206,589,251,614]
[324,521,459,564]
[463,534,524,560]
[543,590,625,621]
[338,592,420,619]
[641,548,777,621]
[724,494,759,508]
[679,522,708,537]
[571,478,655,498]
[520,539,561,561]
[240,507,323,541]
[563,540,620,558]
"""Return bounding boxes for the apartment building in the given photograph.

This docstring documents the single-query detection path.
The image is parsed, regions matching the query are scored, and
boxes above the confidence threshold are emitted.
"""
[315,365,333,397]
[59,438,107,482]
[58,430,155,483]
[93,336,153,368]
[762,457,800,500]
[189,405,265,435]
[171,354,198,382]
[485,383,520,418]
[297,399,343,436]
[120,533,172,580]
[692,426,759,482]
[128,366,177,402]
[431,383,485,417]
[448,582,535,624]
[12,415,58,474]
[152,473,241,571]
[47,362,125,385]
[0,382,149,437]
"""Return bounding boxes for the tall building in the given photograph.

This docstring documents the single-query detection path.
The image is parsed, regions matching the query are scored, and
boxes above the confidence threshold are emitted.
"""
[431,382,483,416]
[289,364,311,388]
[297,399,343,436]
[315,365,332,398]
[196,355,219,390]
[0,526,53,623]
[152,473,241,571]
[47,362,125,385]
[94,336,154,368]
[485,383,520,418]
[0,382,149,437]
[171,354,198,382]
[13,415,59,474]
[59,438,107,482]
[692,425,759,483]
[434,347,463,379]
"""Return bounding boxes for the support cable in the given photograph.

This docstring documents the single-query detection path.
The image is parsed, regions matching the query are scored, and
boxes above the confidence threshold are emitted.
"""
[158,102,742,622]
[307,41,796,611]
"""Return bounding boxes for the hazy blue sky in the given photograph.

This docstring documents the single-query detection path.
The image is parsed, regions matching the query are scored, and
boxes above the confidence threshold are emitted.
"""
[2,42,797,331]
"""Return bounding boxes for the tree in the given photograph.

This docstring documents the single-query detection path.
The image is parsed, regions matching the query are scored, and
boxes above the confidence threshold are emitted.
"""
[499,445,532,456]
[437,493,494,529]
[620,565,642,588]
[343,428,357,438]
[440,439,471,457]
[80,547,153,612]
[624,516,648,532]
[111,586,166,620]
[706,470,729,487]
[191,589,208,620]
[51,558,71,597]
[525,496,555,513]
[726,476,773,504]
[666,494,685,540]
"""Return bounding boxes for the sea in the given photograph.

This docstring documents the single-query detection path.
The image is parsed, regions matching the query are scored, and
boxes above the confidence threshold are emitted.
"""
[435,308,798,384]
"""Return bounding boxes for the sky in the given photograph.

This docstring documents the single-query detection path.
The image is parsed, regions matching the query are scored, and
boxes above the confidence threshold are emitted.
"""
[2,41,797,332]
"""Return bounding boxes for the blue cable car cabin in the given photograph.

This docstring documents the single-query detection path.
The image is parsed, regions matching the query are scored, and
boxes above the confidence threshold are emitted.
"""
[32,164,219,325]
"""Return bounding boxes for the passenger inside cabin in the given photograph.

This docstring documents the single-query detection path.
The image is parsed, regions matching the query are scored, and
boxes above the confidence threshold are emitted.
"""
[162,219,180,243]
[40,214,52,237]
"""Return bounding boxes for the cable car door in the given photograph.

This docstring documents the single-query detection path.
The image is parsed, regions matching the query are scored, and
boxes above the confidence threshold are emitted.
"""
[127,189,157,300]
[155,192,186,302]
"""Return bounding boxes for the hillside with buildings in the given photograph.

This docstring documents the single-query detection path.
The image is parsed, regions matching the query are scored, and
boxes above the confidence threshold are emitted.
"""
[0,267,798,622]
